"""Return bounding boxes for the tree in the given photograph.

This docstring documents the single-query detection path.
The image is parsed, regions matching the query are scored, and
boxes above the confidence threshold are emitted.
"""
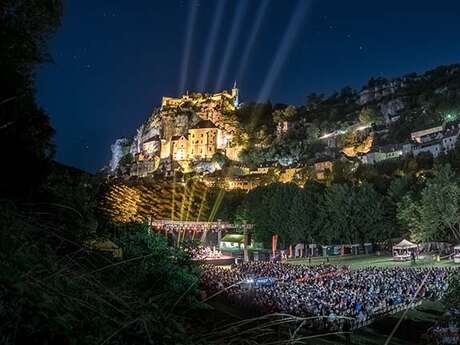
[306,92,324,111]
[289,181,324,244]
[272,105,296,124]
[383,176,415,239]
[358,107,378,124]
[0,0,62,197]
[443,272,460,316]
[397,164,460,242]
[211,152,227,167]
[332,160,355,184]
[318,183,387,244]
[236,183,300,245]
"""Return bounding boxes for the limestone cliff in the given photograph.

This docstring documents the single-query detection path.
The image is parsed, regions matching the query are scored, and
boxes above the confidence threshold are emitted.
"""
[109,86,239,175]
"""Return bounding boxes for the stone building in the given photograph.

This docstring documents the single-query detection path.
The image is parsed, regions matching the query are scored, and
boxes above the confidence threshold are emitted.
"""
[188,120,219,160]
[171,135,189,161]
[161,82,239,110]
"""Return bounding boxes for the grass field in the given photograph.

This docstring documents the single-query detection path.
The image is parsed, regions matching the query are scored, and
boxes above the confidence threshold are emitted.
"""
[287,253,458,270]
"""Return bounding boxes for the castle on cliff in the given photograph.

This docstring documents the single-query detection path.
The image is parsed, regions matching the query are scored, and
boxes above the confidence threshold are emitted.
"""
[161,81,239,110]
[110,83,242,177]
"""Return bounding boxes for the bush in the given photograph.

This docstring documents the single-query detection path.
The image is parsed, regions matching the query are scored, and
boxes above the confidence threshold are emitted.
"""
[0,203,201,345]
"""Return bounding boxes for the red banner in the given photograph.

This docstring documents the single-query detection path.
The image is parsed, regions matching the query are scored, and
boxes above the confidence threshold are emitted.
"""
[272,234,278,256]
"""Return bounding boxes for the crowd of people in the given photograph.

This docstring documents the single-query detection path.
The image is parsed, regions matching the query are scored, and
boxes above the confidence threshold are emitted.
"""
[200,262,455,330]
[186,245,224,260]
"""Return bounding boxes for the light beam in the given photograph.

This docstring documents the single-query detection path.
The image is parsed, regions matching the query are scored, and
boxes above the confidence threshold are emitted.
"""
[257,0,311,102]
[235,0,270,83]
[197,0,226,91]
[215,0,248,91]
[179,0,199,94]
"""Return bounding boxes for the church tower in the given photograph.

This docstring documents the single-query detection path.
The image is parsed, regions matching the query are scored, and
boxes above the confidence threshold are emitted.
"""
[231,80,239,108]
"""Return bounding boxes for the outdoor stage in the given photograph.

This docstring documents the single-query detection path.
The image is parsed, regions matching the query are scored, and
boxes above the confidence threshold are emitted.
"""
[192,253,236,266]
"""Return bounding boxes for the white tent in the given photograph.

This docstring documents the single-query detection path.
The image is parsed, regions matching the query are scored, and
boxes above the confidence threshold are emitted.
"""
[393,239,418,250]
[393,239,417,261]
[454,245,460,264]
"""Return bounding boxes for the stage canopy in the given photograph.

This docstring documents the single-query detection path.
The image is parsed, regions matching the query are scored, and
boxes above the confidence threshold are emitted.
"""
[394,239,418,250]
[221,234,244,244]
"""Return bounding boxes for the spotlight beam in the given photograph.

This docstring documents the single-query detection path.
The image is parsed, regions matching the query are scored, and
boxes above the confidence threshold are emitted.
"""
[185,179,197,221]
[196,188,208,222]
[235,0,270,83]
[215,0,248,91]
[171,170,177,220]
[179,0,199,94]
[257,0,311,102]
[197,0,226,91]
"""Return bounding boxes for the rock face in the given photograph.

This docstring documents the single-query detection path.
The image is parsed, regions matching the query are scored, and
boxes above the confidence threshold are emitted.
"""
[108,86,239,176]
[358,80,404,105]
[160,111,196,139]
[379,98,405,123]
[110,138,131,172]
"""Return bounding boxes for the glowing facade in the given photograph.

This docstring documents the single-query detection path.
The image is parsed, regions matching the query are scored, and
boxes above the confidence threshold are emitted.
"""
[161,82,239,110]
[171,135,189,161]
[188,120,219,160]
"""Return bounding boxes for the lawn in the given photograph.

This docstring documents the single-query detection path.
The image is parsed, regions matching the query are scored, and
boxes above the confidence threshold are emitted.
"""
[287,253,458,270]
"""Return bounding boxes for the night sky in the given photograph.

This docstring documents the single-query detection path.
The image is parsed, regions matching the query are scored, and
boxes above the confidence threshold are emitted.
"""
[37,0,460,172]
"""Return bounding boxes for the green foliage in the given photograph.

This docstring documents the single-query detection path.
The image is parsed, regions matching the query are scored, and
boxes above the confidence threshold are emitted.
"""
[358,106,379,124]
[272,105,296,124]
[318,183,388,244]
[211,152,228,167]
[38,162,103,240]
[0,204,201,345]
[0,0,62,197]
[397,164,460,242]
[332,159,355,183]
[236,180,393,246]
[236,183,300,244]
[443,272,460,313]
[215,189,246,222]
[289,181,324,244]
[235,102,274,138]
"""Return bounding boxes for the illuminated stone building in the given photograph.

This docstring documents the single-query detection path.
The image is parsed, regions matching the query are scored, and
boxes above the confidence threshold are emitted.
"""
[161,82,239,110]
[188,120,218,160]
[171,135,189,161]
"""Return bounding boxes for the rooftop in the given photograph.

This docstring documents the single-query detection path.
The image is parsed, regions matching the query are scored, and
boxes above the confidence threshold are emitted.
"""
[190,119,217,129]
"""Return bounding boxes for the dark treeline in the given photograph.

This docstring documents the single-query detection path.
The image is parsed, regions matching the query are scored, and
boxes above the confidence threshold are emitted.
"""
[218,147,460,246]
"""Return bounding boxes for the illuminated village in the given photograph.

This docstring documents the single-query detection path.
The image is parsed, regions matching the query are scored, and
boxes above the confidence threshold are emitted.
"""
[110,66,460,192]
